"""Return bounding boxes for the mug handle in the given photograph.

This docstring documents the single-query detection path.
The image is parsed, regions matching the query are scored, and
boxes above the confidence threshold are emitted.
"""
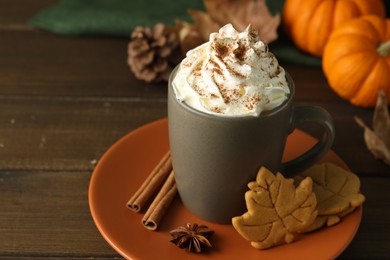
[282,106,335,175]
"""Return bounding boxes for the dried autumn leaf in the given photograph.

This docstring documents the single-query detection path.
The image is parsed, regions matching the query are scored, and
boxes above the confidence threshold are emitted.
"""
[175,19,207,55]
[186,9,220,44]
[188,0,280,44]
[232,167,317,249]
[373,90,390,150]
[355,90,390,165]
[206,0,280,43]
[355,117,390,165]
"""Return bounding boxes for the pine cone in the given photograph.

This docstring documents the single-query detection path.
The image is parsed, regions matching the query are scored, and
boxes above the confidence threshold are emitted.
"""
[127,23,180,83]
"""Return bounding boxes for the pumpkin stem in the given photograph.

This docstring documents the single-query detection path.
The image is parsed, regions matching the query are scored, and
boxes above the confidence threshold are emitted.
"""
[377,40,390,56]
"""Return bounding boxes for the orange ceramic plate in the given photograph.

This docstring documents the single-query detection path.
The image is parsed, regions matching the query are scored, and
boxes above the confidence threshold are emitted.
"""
[89,118,362,260]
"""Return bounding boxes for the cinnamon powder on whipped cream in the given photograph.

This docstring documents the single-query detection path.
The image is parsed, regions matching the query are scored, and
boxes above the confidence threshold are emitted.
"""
[172,24,289,117]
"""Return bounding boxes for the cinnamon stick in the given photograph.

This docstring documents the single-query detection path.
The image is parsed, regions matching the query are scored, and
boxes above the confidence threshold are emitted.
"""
[142,171,177,230]
[127,150,172,212]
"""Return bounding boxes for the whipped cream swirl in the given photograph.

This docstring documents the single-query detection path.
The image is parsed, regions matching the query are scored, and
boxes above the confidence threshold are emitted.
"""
[172,24,289,117]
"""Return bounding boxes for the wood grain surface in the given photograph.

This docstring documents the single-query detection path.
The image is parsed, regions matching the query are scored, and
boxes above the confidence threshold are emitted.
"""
[0,1,389,259]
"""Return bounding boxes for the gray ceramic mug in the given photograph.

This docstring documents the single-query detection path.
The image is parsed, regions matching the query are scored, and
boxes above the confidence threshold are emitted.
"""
[168,67,335,223]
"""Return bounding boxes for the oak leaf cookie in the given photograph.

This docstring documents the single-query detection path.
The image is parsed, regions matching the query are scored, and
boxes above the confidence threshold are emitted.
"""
[232,167,317,249]
[294,163,365,232]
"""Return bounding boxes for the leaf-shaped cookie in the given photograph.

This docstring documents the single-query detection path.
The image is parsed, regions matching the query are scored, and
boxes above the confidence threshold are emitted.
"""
[303,206,356,232]
[294,163,365,216]
[232,167,317,250]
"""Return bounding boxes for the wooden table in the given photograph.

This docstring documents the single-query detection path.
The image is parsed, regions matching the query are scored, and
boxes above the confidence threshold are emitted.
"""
[1,1,389,259]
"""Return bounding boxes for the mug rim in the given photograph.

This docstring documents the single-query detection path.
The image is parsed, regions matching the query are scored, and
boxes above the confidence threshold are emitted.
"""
[168,65,295,121]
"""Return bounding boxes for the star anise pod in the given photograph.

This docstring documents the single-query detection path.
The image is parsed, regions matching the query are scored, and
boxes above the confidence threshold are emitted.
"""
[169,223,214,253]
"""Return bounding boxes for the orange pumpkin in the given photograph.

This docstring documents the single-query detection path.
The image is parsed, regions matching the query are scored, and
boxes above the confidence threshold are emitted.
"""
[283,0,385,57]
[323,15,390,107]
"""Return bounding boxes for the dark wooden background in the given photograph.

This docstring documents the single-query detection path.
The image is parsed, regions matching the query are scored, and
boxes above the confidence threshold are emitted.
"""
[0,1,389,259]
